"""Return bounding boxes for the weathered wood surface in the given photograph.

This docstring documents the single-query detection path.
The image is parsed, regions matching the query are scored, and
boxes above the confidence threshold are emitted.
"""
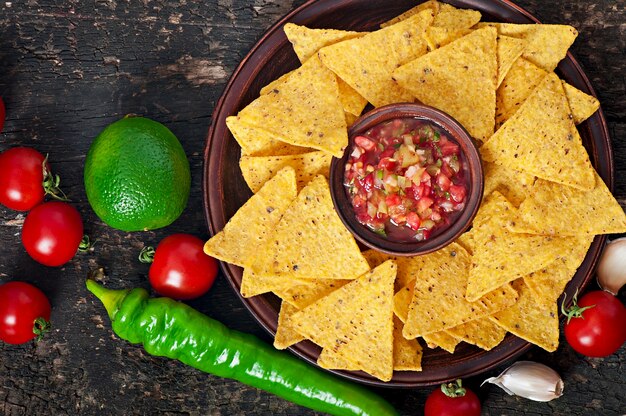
[0,0,624,415]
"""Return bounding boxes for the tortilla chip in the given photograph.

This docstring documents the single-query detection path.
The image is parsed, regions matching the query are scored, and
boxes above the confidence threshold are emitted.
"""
[237,55,347,157]
[291,260,397,381]
[239,151,332,193]
[274,302,306,349]
[402,243,519,338]
[422,332,460,354]
[445,319,507,351]
[204,167,297,267]
[562,81,600,124]
[380,0,440,28]
[319,10,434,107]
[509,171,626,236]
[483,161,536,207]
[283,23,365,63]
[423,27,473,51]
[240,268,310,298]
[345,111,358,127]
[336,78,368,117]
[455,231,476,256]
[495,57,548,129]
[523,236,593,307]
[476,23,577,72]
[481,73,595,191]
[497,35,526,87]
[362,249,427,292]
[249,175,370,281]
[489,279,560,352]
[317,348,359,371]
[226,116,308,157]
[467,192,579,302]
[393,27,498,141]
[393,316,423,371]
[275,278,351,310]
[393,282,412,323]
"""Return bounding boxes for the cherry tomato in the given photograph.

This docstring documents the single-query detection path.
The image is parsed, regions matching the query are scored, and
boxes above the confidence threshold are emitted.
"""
[563,290,626,357]
[425,379,481,416]
[22,201,84,267]
[0,281,51,345]
[0,147,47,211]
[144,234,218,300]
[0,96,5,132]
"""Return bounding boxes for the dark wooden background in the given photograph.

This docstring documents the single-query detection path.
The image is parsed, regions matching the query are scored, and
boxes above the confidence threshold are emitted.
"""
[0,1,624,415]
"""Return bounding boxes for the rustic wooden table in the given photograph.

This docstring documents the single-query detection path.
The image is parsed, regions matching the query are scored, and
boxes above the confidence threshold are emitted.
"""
[0,1,624,415]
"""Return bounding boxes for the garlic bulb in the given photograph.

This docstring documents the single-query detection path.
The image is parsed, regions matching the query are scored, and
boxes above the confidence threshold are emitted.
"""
[597,237,626,295]
[482,361,564,402]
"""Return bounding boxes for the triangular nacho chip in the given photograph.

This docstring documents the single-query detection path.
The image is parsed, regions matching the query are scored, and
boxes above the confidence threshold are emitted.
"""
[319,10,434,107]
[402,243,519,338]
[291,260,397,381]
[523,236,593,307]
[422,331,460,354]
[275,278,351,310]
[393,27,498,141]
[481,73,595,191]
[467,192,579,301]
[380,0,440,28]
[509,172,626,235]
[283,23,365,63]
[226,116,309,157]
[204,167,297,267]
[240,268,310,298]
[445,319,507,351]
[317,348,359,371]
[423,26,473,51]
[483,161,536,207]
[562,81,600,124]
[497,35,526,87]
[392,316,423,371]
[237,55,347,157]
[489,279,560,352]
[250,175,370,280]
[239,151,332,193]
[362,249,427,292]
[476,23,578,72]
[274,302,306,349]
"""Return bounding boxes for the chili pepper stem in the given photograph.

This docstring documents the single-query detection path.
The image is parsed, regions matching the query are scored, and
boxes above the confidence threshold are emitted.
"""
[138,246,155,264]
[441,379,466,398]
[86,280,129,321]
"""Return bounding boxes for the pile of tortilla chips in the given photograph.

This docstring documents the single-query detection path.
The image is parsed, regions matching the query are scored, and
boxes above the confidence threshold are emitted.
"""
[204,1,626,382]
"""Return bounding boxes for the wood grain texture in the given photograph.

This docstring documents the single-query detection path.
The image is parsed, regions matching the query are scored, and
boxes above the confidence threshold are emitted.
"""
[0,0,624,415]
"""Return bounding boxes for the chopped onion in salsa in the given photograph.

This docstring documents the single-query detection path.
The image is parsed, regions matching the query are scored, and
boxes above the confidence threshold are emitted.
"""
[344,117,468,242]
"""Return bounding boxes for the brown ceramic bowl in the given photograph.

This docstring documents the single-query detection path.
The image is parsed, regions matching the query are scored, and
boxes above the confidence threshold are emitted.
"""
[330,103,483,256]
[204,0,612,387]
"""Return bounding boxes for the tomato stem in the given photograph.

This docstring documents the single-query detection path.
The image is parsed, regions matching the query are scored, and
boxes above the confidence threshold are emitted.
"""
[138,246,155,264]
[42,154,70,202]
[33,317,51,342]
[78,235,95,253]
[561,289,596,324]
[440,379,466,398]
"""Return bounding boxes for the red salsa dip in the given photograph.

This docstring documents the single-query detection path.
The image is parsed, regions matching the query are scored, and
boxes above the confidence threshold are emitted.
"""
[344,117,468,242]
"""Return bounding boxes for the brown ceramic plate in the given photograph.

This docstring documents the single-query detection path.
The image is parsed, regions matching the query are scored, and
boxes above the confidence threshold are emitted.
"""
[203,0,612,387]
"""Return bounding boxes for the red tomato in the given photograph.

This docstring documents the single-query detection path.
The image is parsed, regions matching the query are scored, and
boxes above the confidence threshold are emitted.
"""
[563,290,626,357]
[425,380,481,416]
[0,281,51,345]
[22,201,83,266]
[0,96,5,132]
[0,147,47,211]
[147,234,218,300]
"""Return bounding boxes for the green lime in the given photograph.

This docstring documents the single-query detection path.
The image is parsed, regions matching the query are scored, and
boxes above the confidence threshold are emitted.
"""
[84,116,191,232]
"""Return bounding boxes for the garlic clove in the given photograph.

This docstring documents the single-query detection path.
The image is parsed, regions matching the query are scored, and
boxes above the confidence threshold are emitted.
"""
[482,361,564,402]
[597,237,626,295]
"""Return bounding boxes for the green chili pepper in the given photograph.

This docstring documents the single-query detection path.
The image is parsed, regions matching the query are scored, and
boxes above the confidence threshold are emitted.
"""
[86,280,399,416]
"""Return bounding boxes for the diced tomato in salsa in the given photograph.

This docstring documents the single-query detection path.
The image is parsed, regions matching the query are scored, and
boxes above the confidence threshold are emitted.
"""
[344,117,468,242]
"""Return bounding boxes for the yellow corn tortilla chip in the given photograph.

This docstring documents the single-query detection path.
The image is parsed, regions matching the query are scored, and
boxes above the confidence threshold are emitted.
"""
[283,23,365,63]
[345,111,358,127]
[509,171,626,236]
[467,192,579,302]
[483,161,536,207]
[291,260,397,381]
[562,81,600,124]
[275,278,351,310]
[239,151,332,193]
[249,175,370,281]
[445,319,507,351]
[392,316,423,371]
[259,69,294,96]
[481,73,595,191]
[523,236,593,307]
[317,348,359,371]
[240,268,311,298]
[393,27,498,142]
[476,23,578,72]
[455,230,476,256]
[380,0,440,28]
[226,116,309,157]
[237,55,347,157]
[489,279,560,352]
[402,243,519,338]
[274,302,306,349]
[336,78,368,117]
[393,281,412,323]
[423,27,473,51]
[319,10,434,107]
[362,249,427,292]
[433,2,481,29]
[204,167,297,267]
[422,331,460,354]
[497,35,526,87]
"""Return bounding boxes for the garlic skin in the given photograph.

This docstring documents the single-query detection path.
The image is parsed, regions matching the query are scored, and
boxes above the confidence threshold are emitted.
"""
[597,237,626,295]
[482,361,564,402]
